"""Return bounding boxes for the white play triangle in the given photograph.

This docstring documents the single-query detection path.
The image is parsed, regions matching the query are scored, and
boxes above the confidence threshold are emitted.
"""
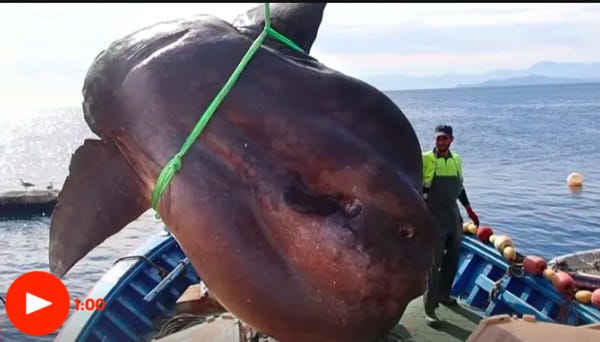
[25,292,52,315]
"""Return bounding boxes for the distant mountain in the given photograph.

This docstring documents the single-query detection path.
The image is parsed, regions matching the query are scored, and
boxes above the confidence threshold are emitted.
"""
[528,61,600,79]
[455,74,600,88]
[364,61,600,91]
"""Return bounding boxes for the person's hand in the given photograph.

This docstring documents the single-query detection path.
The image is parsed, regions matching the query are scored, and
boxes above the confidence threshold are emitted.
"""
[465,206,479,226]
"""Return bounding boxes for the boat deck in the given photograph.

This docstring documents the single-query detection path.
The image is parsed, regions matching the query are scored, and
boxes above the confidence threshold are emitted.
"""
[58,232,599,342]
[391,296,481,342]
[152,295,482,342]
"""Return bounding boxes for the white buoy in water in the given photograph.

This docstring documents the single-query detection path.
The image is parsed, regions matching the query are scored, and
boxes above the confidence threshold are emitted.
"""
[567,172,583,187]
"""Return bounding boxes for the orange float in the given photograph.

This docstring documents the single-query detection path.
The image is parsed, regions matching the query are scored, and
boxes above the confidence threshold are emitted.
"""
[575,290,593,304]
[592,289,600,308]
[503,246,516,262]
[551,272,575,295]
[543,268,555,281]
[523,256,547,276]
[476,226,493,243]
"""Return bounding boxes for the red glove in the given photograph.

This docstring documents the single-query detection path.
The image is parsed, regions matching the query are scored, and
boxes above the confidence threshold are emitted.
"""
[465,206,479,226]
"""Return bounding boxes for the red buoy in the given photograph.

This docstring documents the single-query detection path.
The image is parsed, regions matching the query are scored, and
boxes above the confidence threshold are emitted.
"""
[592,289,600,308]
[551,272,575,295]
[523,256,547,276]
[476,226,493,243]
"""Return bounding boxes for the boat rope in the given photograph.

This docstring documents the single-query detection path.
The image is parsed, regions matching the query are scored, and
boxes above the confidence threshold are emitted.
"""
[455,294,487,313]
[0,295,5,306]
[112,255,169,279]
[556,295,579,325]
[153,313,211,339]
[551,258,600,273]
[575,253,600,271]
[488,262,524,302]
[488,260,581,325]
[151,2,305,219]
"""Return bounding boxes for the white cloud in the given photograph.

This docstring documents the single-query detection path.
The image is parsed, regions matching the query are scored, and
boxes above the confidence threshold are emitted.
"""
[316,47,583,76]
[322,3,600,29]
[0,3,599,108]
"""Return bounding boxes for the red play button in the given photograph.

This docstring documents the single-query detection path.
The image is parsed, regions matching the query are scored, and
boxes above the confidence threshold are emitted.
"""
[5,271,71,336]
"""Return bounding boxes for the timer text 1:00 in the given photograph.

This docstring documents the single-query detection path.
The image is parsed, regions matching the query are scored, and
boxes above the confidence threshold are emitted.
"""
[73,298,106,311]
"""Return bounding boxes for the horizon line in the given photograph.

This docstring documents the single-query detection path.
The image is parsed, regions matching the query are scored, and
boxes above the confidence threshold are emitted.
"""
[363,59,600,79]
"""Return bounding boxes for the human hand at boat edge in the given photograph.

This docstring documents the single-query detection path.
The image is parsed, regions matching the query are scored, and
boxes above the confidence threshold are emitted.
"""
[465,206,479,227]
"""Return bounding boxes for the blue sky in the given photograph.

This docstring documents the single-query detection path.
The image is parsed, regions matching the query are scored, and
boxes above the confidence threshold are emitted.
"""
[1,3,600,108]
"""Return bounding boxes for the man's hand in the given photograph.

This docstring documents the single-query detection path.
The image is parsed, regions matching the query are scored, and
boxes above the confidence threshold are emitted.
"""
[465,206,479,226]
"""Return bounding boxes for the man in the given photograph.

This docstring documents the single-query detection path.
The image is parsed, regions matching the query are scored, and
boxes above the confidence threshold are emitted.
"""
[422,124,479,328]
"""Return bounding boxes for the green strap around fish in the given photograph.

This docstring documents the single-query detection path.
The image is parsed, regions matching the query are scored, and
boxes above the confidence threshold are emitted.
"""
[151,3,305,218]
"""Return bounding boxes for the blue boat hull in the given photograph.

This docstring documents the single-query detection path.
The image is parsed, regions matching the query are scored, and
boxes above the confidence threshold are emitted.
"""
[58,230,600,341]
[452,235,600,325]
[56,230,199,342]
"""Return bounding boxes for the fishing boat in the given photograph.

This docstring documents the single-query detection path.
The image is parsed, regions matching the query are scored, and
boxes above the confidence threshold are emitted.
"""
[452,234,600,325]
[550,248,600,276]
[56,228,200,342]
[56,226,600,342]
[0,189,58,217]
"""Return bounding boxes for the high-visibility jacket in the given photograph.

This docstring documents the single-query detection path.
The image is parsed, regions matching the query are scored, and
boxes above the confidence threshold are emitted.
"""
[422,148,469,233]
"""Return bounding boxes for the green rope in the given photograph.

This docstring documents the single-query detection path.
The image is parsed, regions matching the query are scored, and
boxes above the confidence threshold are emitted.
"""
[151,3,305,218]
[265,27,305,53]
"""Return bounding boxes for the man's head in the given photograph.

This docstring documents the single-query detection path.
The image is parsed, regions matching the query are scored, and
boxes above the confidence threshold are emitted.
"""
[434,124,454,153]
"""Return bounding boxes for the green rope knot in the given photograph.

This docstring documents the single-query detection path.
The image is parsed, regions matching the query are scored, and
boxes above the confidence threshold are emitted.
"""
[151,2,305,219]
[170,153,183,172]
[151,153,184,218]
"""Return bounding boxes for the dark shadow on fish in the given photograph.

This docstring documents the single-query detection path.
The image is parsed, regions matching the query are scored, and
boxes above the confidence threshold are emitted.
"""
[283,171,342,216]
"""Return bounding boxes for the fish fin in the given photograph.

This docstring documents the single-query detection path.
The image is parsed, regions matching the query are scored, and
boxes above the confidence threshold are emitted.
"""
[283,172,341,216]
[49,139,149,277]
[232,3,326,54]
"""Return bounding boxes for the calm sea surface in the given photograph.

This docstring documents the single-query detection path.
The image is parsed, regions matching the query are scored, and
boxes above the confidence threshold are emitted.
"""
[1,83,599,340]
